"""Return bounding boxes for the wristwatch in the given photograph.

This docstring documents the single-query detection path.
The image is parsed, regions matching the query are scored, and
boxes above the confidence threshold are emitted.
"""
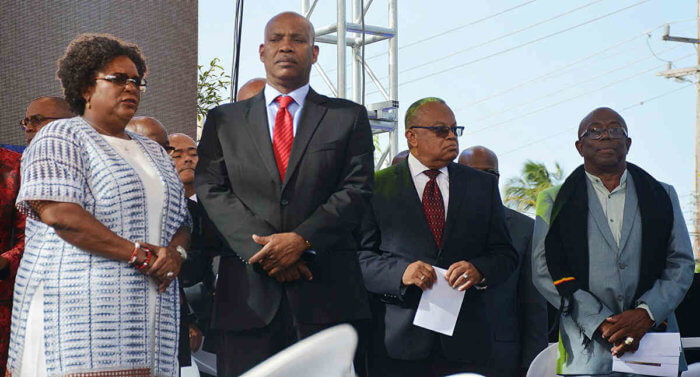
[175,245,188,261]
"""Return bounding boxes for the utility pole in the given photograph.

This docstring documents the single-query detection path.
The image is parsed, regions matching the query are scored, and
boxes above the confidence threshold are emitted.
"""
[657,9,700,262]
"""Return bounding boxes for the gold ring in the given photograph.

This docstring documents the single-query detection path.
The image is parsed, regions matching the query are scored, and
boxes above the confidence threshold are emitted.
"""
[420,275,425,281]
[624,337,634,345]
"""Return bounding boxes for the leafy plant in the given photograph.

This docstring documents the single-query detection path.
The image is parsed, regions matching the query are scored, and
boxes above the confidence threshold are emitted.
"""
[504,160,564,212]
[197,58,231,136]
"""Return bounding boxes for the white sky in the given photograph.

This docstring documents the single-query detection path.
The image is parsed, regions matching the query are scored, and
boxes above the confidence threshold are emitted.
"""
[199,0,698,230]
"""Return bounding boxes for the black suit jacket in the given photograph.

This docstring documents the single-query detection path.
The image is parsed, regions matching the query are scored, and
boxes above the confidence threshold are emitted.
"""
[484,208,548,373]
[358,159,518,363]
[195,88,373,331]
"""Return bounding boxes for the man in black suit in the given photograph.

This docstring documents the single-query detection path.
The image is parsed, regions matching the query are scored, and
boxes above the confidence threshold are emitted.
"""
[358,98,518,377]
[195,11,374,376]
[459,146,548,377]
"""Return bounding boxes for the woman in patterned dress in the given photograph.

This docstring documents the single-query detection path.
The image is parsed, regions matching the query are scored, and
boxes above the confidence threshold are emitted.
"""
[7,34,190,377]
[0,147,25,377]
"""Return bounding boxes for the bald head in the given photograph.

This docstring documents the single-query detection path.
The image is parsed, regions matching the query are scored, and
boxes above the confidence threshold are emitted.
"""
[24,96,74,144]
[126,116,169,149]
[578,107,627,137]
[391,150,410,166]
[168,133,198,195]
[458,146,499,177]
[237,78,266,101]
[264,12,315,43]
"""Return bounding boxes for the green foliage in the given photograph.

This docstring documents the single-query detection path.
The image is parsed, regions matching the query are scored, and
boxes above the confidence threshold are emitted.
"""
[504,160,564,212]
[197,58,231,123]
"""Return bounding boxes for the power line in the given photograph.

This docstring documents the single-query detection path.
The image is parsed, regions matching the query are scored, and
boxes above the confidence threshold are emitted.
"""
[399,0,608,76]
[315,0,537,77]
[499,83,694,156]
[454,22,696,110]
[464,45,682,124]
[467,55,693,135]
[366,0,653,95]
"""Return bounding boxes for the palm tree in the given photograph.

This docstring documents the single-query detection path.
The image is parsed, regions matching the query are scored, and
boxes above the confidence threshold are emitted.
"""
[504,160,564,212]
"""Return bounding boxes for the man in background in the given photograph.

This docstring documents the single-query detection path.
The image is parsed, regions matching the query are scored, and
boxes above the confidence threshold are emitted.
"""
[21,96,73,145]
[126,116,171,151]
[459,146,548,377]
[237,78,266,101]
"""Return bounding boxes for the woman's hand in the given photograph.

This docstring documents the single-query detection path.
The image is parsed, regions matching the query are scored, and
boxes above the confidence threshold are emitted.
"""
[141,242,182,293]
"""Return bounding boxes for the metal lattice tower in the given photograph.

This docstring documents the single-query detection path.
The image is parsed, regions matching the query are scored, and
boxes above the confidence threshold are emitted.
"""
[301,0,399,169]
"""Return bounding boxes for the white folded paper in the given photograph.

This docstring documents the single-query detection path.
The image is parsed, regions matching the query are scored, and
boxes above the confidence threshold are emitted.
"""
[612,332,681,377]
[412,266,466,336]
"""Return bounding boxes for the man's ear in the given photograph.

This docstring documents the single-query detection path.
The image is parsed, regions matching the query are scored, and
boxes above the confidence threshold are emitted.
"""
[575,140,584,157]
[311,45,319,63]
[405,129,417,149]
[259,44,266,62]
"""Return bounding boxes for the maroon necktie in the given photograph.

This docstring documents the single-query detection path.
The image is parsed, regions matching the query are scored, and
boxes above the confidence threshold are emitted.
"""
[422,169,445,248]
[273,96,295,180]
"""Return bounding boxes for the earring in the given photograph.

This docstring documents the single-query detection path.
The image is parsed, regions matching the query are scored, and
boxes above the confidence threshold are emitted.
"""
[86,100,91,110]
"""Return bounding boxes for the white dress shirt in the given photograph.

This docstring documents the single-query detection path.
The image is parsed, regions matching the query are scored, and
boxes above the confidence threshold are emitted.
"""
[407,153,449,219]
[264,83,310,142]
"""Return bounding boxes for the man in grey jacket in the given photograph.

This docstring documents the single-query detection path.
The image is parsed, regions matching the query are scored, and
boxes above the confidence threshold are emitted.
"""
[532,107,694,375]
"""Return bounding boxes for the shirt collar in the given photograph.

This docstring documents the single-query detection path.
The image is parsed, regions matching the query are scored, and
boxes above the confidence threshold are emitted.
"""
[585,169,627,194]
[264,83,310,107]
[407,152,449,179]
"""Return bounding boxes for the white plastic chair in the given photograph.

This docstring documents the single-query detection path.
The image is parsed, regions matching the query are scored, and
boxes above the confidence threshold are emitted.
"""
[240,324,358,377]
[681,362,700,376]
[180,356,201,377]
[526,342,559,377]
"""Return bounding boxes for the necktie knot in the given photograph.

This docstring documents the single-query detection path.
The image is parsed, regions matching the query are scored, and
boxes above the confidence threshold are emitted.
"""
[423,169,440,180]
[275,95,295,109]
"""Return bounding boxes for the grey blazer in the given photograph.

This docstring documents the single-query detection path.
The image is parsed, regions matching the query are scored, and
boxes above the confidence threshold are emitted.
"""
[484,208,548,374]
[531,174,694,375]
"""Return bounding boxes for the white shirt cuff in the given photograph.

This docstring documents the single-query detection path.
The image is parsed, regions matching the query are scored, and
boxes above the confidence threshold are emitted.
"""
[636,303,655,324]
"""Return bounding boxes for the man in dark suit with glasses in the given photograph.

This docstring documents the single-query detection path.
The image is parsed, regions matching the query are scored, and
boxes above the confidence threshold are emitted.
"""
[358,97,517,377]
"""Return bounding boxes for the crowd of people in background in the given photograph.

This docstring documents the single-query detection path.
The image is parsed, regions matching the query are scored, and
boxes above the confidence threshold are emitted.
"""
[0,9,695,377]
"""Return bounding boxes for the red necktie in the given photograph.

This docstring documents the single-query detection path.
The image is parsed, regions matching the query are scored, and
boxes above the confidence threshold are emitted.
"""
[273,96,295,180]
[422,170,445,248]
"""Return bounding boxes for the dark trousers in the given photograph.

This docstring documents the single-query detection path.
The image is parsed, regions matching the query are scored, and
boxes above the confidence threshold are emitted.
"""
[216,295,369,376]
[368,343,499,377]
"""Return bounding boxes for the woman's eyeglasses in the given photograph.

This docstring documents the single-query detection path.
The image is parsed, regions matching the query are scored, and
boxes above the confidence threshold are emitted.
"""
[96,73,148,93]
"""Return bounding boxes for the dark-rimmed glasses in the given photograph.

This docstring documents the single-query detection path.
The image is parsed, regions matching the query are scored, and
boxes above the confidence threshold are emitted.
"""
[96,73,148,93]
[19,115,68,130]
[579,126,627,140]
[410,125,464,137]
[481,168,500,177]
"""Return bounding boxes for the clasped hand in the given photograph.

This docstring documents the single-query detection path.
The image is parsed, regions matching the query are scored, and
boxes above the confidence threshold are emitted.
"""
[598,308,654,357]
[249,232,313,283]
[139,242,183,293]
[402,260,483,291]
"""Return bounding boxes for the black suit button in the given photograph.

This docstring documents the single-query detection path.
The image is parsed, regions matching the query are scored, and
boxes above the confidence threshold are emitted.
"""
[281,199,289,206]
[619,263,627,269]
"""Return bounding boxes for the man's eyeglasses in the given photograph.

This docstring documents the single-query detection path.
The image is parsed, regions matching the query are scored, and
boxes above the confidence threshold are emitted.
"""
[19,115,67,130]
[410,125,464,137]
[481,168,500,177]
[96,73,148,93]
[578,126,628,140]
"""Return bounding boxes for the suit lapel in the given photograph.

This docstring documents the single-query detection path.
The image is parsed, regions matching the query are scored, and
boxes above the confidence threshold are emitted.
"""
[618,174,639,252]
[440,163,466,253]
[243,91,282,186]
[396,159,440,256]
[282,89,328,191]
[586,179,618,250]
